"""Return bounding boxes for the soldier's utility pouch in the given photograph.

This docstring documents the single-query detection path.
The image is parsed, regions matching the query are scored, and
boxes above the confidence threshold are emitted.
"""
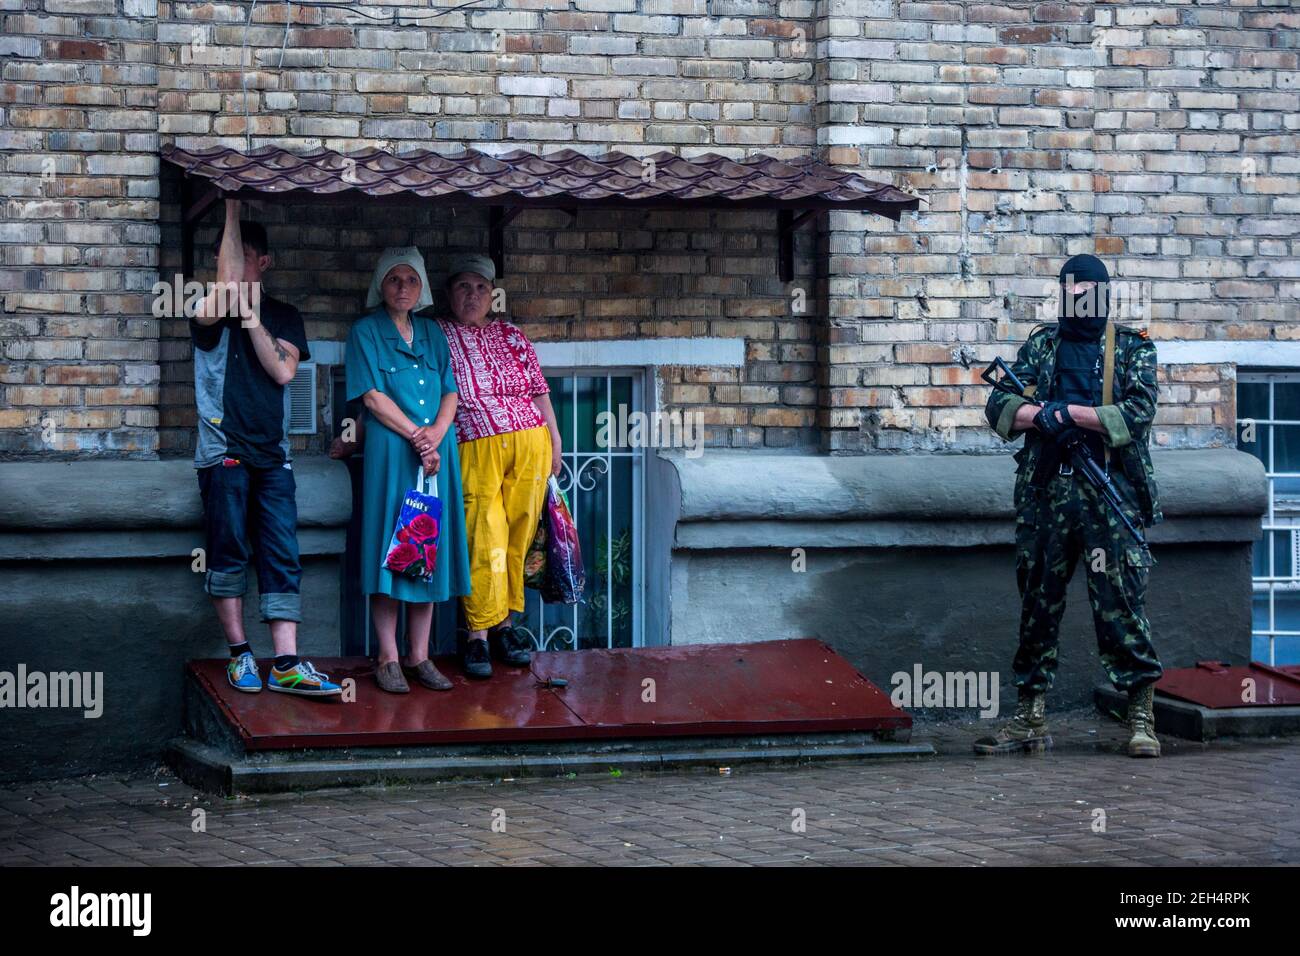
[1125,546,1155,569]
[1122,546,1156,590]
[1030,439,1060,489]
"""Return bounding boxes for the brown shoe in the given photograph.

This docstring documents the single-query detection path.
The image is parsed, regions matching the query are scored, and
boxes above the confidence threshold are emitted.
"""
[403,658,454,691]
[375,660,410,694]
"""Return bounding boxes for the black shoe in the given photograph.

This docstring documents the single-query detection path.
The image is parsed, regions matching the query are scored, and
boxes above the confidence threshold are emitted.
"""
[461,637,492,680]
[489,626,532,667]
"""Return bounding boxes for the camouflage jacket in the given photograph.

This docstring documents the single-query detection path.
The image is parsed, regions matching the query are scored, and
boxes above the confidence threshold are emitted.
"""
[984,323,1162,526]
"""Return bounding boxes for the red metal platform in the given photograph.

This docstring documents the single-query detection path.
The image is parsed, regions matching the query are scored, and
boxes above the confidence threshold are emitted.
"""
[1156,661,1300,709]
[187,639,909,752]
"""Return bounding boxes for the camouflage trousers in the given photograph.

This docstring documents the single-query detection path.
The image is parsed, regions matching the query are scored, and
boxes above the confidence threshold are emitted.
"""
[1013,463,1163,693]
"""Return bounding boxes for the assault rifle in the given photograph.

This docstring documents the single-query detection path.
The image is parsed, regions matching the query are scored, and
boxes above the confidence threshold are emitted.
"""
[982,356,1148,550]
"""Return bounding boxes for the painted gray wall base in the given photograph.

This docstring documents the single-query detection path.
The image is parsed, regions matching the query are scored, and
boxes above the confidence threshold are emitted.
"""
[660,448,1265,715]
[669,543,1253,715]
[0,456,350,782]
[0,559,339,782]
[0,447,1269,778]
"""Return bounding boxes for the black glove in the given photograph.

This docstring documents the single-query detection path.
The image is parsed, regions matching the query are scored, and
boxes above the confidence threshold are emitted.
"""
[1033,401,1074,439]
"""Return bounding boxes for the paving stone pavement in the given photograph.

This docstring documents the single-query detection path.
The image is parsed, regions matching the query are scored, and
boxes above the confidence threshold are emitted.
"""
[2,708,1297,867]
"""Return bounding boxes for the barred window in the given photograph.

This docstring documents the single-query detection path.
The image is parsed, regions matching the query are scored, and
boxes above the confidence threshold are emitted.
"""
[1237,372,1300,665]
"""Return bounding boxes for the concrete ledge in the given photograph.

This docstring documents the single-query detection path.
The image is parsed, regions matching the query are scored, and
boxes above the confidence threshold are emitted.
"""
[1095,684,1300,741]
[165,733,934,795]
[0,456,351,531]
[664,447,1265,549]
[669,447,1263,521]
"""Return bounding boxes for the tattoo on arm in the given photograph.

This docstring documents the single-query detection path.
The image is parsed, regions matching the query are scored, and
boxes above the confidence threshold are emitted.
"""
[254,321,289,362]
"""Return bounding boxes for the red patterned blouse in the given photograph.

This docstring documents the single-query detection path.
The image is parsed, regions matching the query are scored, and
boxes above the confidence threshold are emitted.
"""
[436,317,549,444]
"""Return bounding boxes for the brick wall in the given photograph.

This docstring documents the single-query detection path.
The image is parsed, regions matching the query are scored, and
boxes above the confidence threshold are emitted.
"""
[818,0,1296,452]
[2,0,1296,460]
[1,0,160,457]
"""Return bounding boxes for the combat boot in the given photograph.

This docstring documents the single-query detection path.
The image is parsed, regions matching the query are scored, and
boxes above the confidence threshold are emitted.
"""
[1126,684,1161,758]
[972,689,1052,755]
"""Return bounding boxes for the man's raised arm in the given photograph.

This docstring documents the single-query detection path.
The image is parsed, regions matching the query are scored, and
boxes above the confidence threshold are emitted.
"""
[193,198,246,327]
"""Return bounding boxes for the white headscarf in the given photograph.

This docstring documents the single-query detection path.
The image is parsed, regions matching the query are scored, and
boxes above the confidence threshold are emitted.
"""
[365,246,433,312]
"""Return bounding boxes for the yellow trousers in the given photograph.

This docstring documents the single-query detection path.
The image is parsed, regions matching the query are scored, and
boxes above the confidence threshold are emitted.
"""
[458,425,552,630]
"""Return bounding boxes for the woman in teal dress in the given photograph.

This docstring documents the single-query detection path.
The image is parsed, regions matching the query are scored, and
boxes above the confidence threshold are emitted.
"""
[344,247,471,694]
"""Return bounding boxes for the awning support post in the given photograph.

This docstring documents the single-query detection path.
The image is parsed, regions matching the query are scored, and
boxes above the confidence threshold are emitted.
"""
[778,209,817,283]
[180,178,222,281]
[489,205,523,278]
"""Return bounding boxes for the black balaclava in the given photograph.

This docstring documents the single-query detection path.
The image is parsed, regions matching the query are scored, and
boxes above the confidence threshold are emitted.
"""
[1058,253,1109,341]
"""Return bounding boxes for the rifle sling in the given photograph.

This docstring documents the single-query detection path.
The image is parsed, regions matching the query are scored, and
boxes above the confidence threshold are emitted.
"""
[1101,319,1116,469]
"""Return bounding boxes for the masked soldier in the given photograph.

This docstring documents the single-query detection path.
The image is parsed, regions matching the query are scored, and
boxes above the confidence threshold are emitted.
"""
[976,254,1164,758]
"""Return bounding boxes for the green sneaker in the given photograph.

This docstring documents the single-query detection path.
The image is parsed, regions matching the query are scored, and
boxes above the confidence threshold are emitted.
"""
[266,660,342,698]
[226,651,262,693]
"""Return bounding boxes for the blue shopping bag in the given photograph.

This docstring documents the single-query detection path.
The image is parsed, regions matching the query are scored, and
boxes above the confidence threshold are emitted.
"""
[382,466,442,583]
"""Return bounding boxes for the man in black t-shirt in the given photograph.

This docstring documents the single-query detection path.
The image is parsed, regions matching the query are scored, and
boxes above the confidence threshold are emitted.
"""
[191,199,340,698]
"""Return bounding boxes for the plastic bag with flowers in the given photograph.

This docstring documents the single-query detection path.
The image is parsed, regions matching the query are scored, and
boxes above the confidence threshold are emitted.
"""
[382,466,442,583]
[539,475,584,604]
[523,519,547,589]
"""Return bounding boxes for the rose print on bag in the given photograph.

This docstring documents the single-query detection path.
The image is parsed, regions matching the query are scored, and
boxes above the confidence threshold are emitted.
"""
[409,513,439,541]
[383,471,442,583]
[387,541,421,572]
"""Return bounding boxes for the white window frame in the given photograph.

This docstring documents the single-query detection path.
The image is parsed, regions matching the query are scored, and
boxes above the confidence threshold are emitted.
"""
[521,367,650,651]
[1238,370,1300,665]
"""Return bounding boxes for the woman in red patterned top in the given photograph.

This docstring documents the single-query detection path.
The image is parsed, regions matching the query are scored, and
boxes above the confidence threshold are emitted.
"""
[437,253,562,679]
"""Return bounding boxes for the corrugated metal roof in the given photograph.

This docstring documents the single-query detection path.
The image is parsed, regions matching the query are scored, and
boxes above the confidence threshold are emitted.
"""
[161,144,920,217]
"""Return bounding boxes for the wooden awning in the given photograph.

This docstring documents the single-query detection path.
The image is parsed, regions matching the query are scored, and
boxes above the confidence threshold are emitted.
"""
[163,144,921,280]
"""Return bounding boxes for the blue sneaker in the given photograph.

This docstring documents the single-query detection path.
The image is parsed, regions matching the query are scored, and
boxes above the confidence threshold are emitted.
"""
[266,660,343,698]
[226,651,262,693]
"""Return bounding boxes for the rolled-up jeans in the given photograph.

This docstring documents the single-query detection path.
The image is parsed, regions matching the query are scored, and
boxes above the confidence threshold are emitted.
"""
[197,460,303,623]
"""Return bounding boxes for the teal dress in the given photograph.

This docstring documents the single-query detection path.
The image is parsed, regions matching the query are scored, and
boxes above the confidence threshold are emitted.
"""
[345,309,471,602]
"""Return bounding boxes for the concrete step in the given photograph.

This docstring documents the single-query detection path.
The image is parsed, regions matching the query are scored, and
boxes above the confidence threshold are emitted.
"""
[165,732,935,795]
[1095,684,1300,741]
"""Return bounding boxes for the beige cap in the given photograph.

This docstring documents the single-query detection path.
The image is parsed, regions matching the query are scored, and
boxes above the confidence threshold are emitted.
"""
[444,252,496,283]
